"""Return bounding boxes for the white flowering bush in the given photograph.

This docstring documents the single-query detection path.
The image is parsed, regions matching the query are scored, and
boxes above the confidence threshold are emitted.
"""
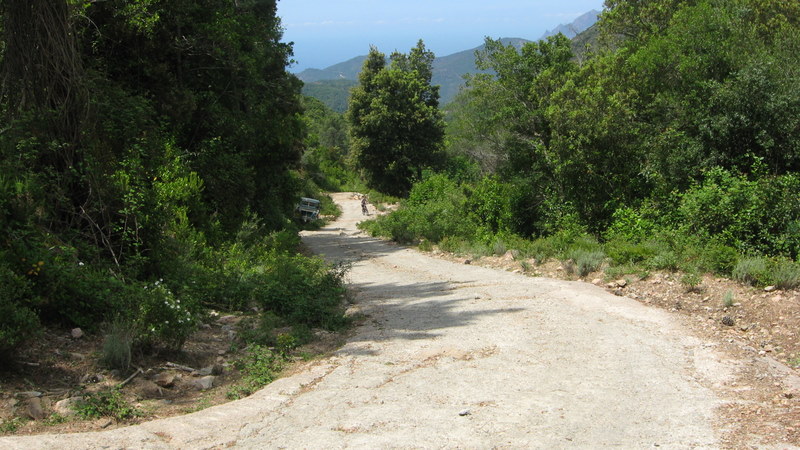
[135,280,198,350]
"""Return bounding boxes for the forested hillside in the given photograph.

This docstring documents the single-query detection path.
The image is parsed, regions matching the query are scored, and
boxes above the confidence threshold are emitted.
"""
[353,0,800,289]
[0,1,346,360]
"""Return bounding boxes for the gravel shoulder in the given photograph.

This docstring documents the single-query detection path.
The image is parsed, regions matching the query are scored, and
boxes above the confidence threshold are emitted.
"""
[2,192,795,448]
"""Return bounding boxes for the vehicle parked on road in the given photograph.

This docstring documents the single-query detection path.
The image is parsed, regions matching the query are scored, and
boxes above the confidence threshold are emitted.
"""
[296,197,321,222]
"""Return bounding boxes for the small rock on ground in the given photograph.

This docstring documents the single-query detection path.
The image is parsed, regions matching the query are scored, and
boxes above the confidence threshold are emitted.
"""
[26,397,45,420]
[192,376,216,391]
[54,397,84,416]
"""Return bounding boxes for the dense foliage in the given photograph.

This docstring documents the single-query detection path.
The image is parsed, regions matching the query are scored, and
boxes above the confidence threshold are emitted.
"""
[362,0,800,287]
[347,41,446,196]
[0,1,347,358]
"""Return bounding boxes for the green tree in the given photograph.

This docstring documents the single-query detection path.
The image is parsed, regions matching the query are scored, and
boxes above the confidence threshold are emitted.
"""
[347,41,445,196]
[447,35,579,235]
[0,0,313,350]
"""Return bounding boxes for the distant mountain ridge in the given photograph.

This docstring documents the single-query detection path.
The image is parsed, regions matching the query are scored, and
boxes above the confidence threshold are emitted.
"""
[298,56,366,84]
[299,10,600,111]
[539,10,601,40]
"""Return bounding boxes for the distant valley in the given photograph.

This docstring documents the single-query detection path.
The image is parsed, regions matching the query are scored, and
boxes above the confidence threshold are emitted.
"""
[299,10,600,112]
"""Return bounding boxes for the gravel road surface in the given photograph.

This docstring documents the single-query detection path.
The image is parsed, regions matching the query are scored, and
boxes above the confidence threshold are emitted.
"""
[1,192,733,449]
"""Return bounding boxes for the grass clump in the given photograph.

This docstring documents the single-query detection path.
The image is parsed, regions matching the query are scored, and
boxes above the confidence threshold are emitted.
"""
[722,290,735,308]
[100,318,134,371]
[227,344,284,400]
[0,417,27,434]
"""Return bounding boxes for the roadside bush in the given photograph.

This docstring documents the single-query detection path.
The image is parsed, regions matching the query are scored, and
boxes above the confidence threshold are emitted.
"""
[679,169,800,258]
[571,250,606,277]
[525,237,559,263]
[359,209,416,244]
[681,270,703,292]
[732,256,770,286]
[700,241,740,276]
[492,237,507,256]
[722,290,735,308]
[75,389,139,420]
[360,175,474,244]
[237,312,281,347]
[418,239,434,252]
[0,264,40,357]
[15,244,126,330]
[604,207,658,243]
[646,250,680,271]
[466,176,514,235]
[228,344,284,399]
[772,259,800,290]
[254,253,348,330]
[438,236,468,254]
[605,239,657,265]
[133,281,200,351]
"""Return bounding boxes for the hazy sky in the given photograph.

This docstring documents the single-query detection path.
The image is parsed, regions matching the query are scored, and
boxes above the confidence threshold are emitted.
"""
[278,1,606,72]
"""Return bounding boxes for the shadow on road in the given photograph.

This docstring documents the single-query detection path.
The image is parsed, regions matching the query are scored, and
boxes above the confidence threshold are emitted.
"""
[301,232,404,264]
[302,198,524,356]
[337,279,524,356]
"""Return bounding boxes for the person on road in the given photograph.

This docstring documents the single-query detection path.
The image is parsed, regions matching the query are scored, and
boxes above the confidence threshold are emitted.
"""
[361,196,368,215]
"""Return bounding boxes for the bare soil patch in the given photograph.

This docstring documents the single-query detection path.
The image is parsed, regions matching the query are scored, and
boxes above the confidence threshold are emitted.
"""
[0,313,347,436]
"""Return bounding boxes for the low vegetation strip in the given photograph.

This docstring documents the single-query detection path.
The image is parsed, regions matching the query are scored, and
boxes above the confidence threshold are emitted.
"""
[359,174,800,292]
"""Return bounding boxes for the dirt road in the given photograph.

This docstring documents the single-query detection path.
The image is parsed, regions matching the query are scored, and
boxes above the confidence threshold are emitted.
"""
[2,192,736,448]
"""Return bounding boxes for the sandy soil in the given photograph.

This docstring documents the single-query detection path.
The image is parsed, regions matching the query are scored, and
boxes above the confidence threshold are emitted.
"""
[1,192,797,448]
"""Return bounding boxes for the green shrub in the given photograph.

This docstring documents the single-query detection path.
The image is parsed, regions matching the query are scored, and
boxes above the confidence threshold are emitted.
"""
[75,389,139,420]
[0,264,40,357]
[438,236,467,254]
[772,259,800,290]
[605,239,657,265]
[237,312,281,346]
[0,417,27,434]
[492,238,507,256]
[679,169,800,258]
[418,239,433,252]
[134,281,199,351]
[359,210,415,244]
[254,254,348,330]
[701,241,740,275]
[22,246,128,330]
[604,207,657,242]
[572,250,606,277]
[228,344,284,399]
[732,256,770,286]
[646,250,679,271]
[360,175,474,244]
[561,258,576,276]
[525,237,558,263]
[466,176,514,235]
[681,271,703,292]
